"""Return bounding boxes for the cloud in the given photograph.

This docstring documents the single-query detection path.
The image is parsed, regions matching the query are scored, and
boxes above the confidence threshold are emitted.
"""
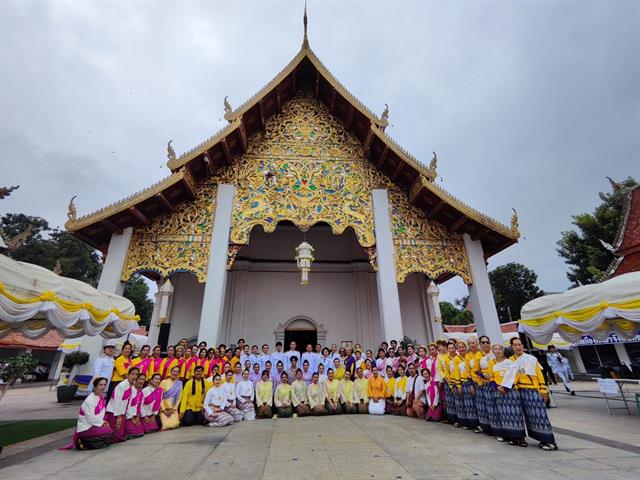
[1,1,638,305]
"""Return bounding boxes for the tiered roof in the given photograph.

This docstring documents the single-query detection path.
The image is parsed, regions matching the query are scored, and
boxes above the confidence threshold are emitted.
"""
[607,185,640,277]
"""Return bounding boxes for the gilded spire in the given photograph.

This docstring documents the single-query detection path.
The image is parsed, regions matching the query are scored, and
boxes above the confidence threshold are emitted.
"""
[302,0,309,48]
[67,195,78,222]
[510,208,519,234]
[167,140,177,162]
[223,96,234,122]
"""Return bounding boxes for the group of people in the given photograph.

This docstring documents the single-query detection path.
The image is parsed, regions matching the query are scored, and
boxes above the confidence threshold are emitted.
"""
[68,336,558,451]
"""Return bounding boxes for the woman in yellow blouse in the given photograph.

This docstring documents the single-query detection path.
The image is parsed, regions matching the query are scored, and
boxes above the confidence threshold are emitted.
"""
[340,370,357,414]
[367,369,386,415]
[384,365,396,414]
[353,368,369,414]
[324,368,343,414]
[510,338,558,450]
[489,344,526,445]
[274,372,293,418]
[390,365,407,415]
[160,346,179,379]
[308,372,327,415]
[332,358,345,381]
[255,370,274,419]
[443,341,460,427]
[108,343,133,400]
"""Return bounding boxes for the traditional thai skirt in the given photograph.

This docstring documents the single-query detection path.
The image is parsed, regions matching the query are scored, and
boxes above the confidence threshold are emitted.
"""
[462,381,479,428]
[142,415,159,433]
[494,388,526,440]
[519,388,556,444]
[443,382,458,423]
[104,412,126,443]
[125,417,145,438]
[476,383,492,434]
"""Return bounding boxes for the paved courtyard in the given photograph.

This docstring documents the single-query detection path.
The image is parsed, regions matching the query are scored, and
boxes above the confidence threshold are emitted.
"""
[1,385,639,480]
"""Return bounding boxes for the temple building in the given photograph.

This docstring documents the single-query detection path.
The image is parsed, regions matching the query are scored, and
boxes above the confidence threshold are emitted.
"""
[66,19,519,355]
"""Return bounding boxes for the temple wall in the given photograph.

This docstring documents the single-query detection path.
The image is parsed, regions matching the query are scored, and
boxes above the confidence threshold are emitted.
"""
[398,273,432,344]
[167,272,205,345]
[219,263,382,348]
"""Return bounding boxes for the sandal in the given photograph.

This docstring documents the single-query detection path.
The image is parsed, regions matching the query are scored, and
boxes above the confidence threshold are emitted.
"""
[539,443,558,451]
[473,427,483,434]
[518,439,528,447]
[496,436,505,442]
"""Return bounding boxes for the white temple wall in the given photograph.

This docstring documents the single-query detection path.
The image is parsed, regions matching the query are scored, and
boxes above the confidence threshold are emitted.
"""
[398,273,432,345]
[167,272,205,345]
[219,262,382,349]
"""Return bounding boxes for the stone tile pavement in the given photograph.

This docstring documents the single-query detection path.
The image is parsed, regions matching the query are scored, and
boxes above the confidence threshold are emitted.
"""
[1,412,639,480]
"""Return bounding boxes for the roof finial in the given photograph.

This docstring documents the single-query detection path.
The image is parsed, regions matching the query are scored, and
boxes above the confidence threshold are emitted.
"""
[302,0,309,48]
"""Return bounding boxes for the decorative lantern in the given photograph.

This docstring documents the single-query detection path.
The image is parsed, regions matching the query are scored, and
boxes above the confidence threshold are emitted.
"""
[295,241,315,286]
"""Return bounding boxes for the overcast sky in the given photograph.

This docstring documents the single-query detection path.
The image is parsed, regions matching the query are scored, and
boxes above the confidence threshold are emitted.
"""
[1,1,638,302]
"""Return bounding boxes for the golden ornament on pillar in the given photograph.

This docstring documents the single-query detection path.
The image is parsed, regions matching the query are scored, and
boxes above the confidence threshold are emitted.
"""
[295,241,314,286]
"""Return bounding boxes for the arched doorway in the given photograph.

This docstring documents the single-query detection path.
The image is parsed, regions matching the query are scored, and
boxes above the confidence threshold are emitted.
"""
[277,317,325,353]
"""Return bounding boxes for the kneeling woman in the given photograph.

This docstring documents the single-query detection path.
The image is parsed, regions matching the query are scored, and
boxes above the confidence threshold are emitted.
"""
[292,369,311,416]
[159,366,183,431]
[324,368,343,415]
[308,372,327,415]
[274,372,294,418]
[340,370,357,414]
[203,374,234,427]
[255,370,274,419]
[222,371,244,422]
[68,377,113,450]
[125,374,146,439]
[141,373,163,433]
[367,369,386,415]
[105,367,139,443]
[235,369,256,421]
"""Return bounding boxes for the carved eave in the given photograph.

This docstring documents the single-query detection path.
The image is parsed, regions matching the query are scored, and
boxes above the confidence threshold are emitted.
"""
[68,42,519,257]
[65,169,196,250]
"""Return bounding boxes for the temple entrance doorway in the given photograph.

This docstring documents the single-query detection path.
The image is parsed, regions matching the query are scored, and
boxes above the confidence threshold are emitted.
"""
[285,328,317,353]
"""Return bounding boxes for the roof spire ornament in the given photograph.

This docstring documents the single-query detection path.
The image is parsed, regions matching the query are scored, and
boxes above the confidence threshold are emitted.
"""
[429,151,438,173]
[510,208,519,234]
[167,140,177,162]
[606,176,622,192]
[379,103,389,130]
[223,96,234,122]
[302,0,309,48]
[67,195,78,222]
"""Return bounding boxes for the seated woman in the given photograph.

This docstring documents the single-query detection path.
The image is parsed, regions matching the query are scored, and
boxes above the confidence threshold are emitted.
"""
[384,366,396,414]
[405,363,425,418]
[324,368,343,415]
[390,365,407,416]
[353,368,369,414]
[235,369,256,421]
[141,373,163,433]
[274,372,294,418]
[308,372,327,415]
[68,377,113,450]
[222,370,244,422]
[125,374,146,439]
[339,370,357,414]
[291,369,311,416]
[422,368,443,422]
[105,367,139,443]
[179,365,207,426]
[203,374,234,427]
[367,369,386,415]
[255,370,274,419]
[159,366,183,430]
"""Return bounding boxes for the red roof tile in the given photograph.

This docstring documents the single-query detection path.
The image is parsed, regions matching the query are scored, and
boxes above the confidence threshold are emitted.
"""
[0,330,64,350]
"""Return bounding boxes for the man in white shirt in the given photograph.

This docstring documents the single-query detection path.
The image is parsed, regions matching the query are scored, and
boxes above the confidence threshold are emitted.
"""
[301,344,317,373]
[92,340,116,388]
[284,341,301,370]
[270,341,286,372]
[329,344,340,363]
[249,345,262,370]
[260,344,272,371]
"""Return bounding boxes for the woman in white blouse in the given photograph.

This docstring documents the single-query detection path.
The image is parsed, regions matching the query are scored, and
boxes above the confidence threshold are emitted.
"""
[67,377,114,450]
[222,371,243,422]
[203,374,234,427]
[235,369,256,421]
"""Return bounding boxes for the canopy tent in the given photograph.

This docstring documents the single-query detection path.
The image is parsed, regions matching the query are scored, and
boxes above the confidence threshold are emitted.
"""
[519,272,640,344]
[0,254,139,339]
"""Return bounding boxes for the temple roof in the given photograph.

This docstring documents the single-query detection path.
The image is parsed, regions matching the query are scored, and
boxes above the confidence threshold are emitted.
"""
[66,38,520,258]
[606,185,640,278]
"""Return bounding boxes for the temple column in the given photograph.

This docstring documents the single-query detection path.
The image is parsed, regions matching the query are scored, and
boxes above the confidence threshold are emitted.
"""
[426,280,445,340]
[197,184,235,346]
[147,278,174,347]
[462,233,502,343]
[372,189,404,342]
[77,227,133,382]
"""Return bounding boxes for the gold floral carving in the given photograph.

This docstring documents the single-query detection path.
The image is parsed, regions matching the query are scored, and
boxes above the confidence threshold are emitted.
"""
[120,183,217,282]
[387,188,472,284]
[220,91,377,247]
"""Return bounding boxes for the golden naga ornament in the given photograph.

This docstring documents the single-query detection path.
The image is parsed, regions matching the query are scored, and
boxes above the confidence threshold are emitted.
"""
[295,241,315,286]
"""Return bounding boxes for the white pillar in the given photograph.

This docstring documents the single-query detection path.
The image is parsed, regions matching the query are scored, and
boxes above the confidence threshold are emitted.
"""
[571,346,587,374]
[49,351,65,381]
[614,343,632,366]
[462,233,502,343]
[147,278,174,346]
[372,189,404,343]
[197,184,235,346]
[426,281,445,340]
[77,228,133,381]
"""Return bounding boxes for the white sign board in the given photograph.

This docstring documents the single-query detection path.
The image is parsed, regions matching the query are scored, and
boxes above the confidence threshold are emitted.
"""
[597,378,621,396]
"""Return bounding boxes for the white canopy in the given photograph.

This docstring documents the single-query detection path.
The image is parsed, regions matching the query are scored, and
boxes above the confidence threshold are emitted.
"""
[0,254,139,339]
[519,272,640,344]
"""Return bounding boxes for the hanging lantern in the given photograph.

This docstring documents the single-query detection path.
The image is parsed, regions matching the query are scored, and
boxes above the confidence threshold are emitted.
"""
[295,241,315,286]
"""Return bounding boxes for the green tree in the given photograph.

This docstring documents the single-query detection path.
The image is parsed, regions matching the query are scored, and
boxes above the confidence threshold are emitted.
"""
[557,177,638,286]
[123,275,155,328]
[440,300,474,325]
[0,352,39,403]
[489,262,543,323]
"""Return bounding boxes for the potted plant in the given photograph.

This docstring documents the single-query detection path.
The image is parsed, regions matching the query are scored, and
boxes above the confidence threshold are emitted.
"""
[56,351,90,402]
